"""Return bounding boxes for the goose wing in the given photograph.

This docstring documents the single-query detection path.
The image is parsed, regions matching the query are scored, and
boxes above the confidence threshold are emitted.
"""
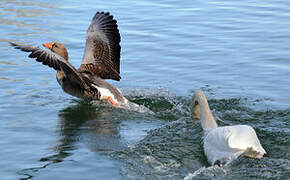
[79,12,121,81]
[10,42,88,88]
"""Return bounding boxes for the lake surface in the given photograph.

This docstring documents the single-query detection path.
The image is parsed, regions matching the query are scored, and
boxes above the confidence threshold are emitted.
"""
[0,0,290,179]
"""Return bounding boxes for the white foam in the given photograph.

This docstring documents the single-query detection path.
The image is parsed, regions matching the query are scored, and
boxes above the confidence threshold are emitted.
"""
[184,152,243,180]
[119,101,154,114]
[184,166,226,180]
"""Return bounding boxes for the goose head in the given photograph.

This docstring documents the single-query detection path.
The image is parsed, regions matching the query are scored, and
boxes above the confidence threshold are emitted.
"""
[43,42,69,61]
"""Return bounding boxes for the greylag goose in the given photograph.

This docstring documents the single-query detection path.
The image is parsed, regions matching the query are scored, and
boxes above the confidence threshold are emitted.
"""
[10,12,128,107]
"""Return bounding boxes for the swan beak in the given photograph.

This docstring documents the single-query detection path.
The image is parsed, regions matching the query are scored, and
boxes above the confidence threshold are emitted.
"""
[107,96,116,107]
[190,101,200,120]
[42,43,53,50]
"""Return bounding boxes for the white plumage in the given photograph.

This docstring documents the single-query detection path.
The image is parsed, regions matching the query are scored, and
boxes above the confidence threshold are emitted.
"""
[191,90,266,166]
[91,84,129,106]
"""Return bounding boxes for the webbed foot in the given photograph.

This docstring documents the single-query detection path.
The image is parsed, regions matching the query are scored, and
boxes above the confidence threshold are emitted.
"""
[107,96,116,107]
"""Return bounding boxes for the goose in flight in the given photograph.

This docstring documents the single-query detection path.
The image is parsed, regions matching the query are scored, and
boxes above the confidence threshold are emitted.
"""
[10,12,128,107]
[190,90,266,166]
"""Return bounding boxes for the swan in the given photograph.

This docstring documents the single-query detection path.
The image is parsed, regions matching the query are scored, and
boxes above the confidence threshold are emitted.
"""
[190,90,266,166]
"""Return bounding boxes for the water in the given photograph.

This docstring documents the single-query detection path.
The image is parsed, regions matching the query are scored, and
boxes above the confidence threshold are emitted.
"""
[0,0,289,179]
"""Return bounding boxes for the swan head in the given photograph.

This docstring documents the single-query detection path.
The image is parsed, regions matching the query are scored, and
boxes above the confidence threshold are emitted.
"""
[190,90,209,119]
[190,90,206,119]
[190,90,218,130]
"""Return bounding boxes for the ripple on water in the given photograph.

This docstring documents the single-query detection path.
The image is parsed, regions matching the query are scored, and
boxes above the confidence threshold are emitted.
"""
[113,94,290,179]
[1,0,290,179]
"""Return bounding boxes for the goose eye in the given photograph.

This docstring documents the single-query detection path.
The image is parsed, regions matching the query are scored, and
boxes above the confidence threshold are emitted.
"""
[53,43,57,48]
[195,101,199,106]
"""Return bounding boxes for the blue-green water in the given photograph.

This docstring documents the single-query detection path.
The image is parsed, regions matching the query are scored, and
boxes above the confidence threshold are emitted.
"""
[0,0,289,179]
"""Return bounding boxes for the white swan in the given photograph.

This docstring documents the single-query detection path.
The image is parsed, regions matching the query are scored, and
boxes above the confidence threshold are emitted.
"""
[190,90,266,166]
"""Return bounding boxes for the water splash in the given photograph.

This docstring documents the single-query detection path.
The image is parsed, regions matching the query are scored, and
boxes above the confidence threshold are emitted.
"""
[112,92,290,179]
[184,166,227,180]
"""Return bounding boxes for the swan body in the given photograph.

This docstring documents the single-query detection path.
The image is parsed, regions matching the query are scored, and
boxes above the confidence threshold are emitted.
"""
[191,90,266,166]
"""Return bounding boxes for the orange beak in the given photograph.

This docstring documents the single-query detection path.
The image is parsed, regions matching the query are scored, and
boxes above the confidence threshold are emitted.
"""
[42,43,53,50]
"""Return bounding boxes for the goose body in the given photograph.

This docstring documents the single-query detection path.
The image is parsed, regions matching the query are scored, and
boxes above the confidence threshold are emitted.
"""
[10,12,130,107]
[191,90,266,166]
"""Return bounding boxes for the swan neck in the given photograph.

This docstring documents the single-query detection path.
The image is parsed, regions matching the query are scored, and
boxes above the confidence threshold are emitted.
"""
[199,98,218,131]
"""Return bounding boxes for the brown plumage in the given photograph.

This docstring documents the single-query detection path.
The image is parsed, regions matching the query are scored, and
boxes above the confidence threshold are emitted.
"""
[79,12,121,81]
[10,12,127,106]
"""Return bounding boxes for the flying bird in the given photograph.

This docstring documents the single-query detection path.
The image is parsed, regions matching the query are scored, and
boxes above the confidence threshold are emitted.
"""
[10,12,129,107]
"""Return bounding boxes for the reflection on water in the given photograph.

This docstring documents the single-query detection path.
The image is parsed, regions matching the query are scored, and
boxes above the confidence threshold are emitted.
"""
[33,101,124,168]
[18,99,162,179]
[57,100,125,153]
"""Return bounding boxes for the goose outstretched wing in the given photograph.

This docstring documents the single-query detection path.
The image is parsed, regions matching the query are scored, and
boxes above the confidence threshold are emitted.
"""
[79,12,121,81]
[10,42,87,88]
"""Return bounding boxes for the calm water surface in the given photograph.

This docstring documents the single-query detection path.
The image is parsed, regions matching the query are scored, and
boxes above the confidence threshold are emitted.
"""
[0,0,289,179]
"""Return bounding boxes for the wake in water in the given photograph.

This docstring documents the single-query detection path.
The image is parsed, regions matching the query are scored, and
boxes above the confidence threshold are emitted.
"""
[91,87,184,115]
[29,87,288,180]
[112,90,290,179]
[91,99,154,114]
[184,152,243,180]
[184,166,226,180]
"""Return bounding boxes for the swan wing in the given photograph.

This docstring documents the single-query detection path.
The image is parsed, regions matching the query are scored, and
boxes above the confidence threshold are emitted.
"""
[227,125,266,158]
[204,127,240,165]
[204,125,266,165]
